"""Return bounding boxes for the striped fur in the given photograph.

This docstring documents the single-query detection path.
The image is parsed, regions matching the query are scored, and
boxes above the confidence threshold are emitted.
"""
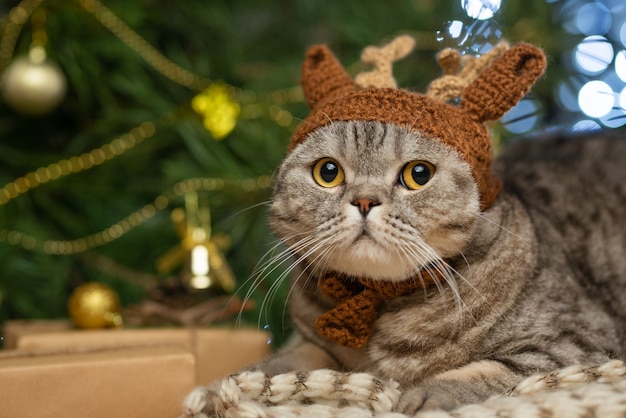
[255,121,626,412]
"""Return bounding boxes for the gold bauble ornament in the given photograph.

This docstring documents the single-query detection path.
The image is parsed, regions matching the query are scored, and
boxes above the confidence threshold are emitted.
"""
[1,47,67,115]
[68,282,123,329]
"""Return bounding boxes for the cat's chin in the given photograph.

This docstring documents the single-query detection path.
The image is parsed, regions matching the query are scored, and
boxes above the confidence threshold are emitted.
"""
[324,238,427,281]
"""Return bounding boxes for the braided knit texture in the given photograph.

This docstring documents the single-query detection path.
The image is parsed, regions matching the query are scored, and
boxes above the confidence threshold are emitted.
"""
[181,360,626,418]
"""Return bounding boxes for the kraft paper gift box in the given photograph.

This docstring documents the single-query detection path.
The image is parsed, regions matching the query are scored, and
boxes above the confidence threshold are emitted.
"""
[0,345,195,418]
[2,319,72,349]
[4,320,271,384]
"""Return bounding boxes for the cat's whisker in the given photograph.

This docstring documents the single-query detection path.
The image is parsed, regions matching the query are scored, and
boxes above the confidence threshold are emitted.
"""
[404,240,464,313]
[258,231,323,273]
[223,200,273,224]
[457,250,471,270]
[251,231,315,279]
[320,111,333,125]
[396,240,447,298]
[433,260,470,328]
[476,212,529,243]
[388,241,419,285]
[379,219,433,275]
[280,239,338,328]
[420,248,488,329]
[444,253,490,312]
[237,233,320,326]
[254,232,337,330]
[272,236,339,329]
[274,239,331,316]
[255,257,301,330]
[253,235,319,289]
[243,245,295,302]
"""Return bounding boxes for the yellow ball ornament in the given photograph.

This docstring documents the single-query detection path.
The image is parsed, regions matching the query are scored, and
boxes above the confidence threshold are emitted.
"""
[68,282,123,329]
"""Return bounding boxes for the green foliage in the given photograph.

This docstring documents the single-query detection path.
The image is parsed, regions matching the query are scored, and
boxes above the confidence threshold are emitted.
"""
[0,0,561,347]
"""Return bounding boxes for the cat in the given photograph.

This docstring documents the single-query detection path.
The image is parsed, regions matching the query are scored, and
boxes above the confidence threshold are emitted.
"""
[245,41,626,413]
[262,123,625,412]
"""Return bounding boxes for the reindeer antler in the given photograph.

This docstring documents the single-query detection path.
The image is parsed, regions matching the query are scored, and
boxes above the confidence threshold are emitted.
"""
[354,35,416,89]
[426,41,510,103]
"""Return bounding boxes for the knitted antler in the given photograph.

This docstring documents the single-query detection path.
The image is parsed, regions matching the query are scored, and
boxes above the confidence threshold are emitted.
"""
[354,35,416,89]
[426,41,510,103]
[462,43,546,122]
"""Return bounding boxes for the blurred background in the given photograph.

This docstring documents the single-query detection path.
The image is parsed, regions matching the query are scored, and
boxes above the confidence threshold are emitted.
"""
[0,0,625,347]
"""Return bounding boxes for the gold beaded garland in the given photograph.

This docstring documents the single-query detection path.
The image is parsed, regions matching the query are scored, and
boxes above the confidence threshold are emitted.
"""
[75,0,211,91]
[0,0,45,74]
[0,120,158,205]
[0,175,273,255]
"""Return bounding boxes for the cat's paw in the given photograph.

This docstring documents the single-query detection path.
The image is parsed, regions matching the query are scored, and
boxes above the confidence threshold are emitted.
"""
[395,380,475,414]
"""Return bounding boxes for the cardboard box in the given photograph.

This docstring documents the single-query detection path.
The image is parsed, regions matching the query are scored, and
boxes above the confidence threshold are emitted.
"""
[0,346,195,418]
[4,321,271,384]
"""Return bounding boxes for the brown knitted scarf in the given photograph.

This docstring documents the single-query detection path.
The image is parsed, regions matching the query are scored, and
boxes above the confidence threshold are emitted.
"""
[315,267,445,349]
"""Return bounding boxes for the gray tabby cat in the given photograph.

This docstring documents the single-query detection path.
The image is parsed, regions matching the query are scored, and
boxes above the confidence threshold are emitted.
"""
[263,123,625,412]
[249,41,626,413]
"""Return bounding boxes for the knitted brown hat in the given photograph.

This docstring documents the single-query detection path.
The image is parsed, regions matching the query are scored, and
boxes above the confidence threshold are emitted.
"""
[288,38,546,210]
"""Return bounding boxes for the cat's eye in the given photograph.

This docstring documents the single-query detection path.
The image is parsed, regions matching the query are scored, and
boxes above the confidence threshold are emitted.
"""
[312,158,345,188]
[399,160,435,190]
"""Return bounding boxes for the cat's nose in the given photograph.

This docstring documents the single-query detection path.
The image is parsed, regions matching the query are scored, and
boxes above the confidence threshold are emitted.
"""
[351,197,380,216]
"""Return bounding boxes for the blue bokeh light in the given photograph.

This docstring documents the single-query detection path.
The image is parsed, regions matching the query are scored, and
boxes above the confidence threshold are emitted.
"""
[461,0,502,20]
[576,2,612,35]
[574,35,614,75]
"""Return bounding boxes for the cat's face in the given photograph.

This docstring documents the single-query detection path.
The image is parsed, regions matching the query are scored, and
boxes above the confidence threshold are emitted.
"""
[269,120,480,282]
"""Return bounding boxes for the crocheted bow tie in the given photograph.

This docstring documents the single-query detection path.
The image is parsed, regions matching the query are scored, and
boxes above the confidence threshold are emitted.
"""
[315,267,445,349]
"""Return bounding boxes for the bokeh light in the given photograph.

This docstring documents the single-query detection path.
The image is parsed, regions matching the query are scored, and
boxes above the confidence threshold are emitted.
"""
[467,20,503,53]
[461,0,501,20]
[448,0,626,129]
[599,108,626,127]
[551,0,626,128]
[616,50,626,81]
[576,2,612,35]
[436,20,469,48]
[557,78,583,112]
[501,99,542,134]
[578,80,615,118]
[574,35,614,74]
[572,119,602,131]
[436,18,502,54]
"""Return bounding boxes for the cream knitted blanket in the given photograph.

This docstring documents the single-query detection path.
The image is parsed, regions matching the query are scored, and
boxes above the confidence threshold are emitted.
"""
[181,360,626,418]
